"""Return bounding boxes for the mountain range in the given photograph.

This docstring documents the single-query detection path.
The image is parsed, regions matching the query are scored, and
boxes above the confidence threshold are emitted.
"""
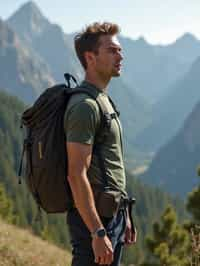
[0,17,54,103]
[7,1,81,82]
[119,33,200,103]
[6,1,200,105]
[1,1,200,196]
[0,2,152,154]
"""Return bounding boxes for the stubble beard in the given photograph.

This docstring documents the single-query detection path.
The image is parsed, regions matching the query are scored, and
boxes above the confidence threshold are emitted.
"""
[112,69,121,77]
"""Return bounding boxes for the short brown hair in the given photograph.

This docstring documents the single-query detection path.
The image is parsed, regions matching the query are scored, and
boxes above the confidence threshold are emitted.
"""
[74,22,120,69]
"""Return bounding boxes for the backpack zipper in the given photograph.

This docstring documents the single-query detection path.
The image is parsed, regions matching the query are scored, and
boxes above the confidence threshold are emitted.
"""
[38,141,43,159]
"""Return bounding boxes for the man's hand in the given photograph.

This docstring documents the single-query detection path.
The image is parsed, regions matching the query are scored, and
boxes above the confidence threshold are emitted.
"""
[124,212,137,245]
[92,235,114,265]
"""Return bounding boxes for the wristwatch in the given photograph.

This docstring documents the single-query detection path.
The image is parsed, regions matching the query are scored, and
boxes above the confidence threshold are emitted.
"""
[91,228,106,238]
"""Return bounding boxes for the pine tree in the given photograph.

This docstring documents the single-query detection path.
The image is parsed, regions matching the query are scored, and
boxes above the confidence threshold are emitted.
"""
[142,205,190,266]
[185,169,200,266]
[187,169,200,223]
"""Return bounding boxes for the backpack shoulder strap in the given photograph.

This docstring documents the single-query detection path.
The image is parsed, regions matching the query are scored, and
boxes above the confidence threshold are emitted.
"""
[107,95,120,117]
[69,87,113,134]
[68,86,120,138]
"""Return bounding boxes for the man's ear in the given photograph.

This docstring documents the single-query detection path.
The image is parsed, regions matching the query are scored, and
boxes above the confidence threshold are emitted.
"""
[85,51,96,67]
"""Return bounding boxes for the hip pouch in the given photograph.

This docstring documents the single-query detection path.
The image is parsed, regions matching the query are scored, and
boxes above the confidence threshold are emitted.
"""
[93,189,122,218]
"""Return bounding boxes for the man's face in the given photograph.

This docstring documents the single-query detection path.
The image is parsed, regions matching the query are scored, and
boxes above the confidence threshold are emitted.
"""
[92,35,123,78]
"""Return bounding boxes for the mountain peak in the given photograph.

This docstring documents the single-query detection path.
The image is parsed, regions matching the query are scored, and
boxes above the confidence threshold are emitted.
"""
[136,36,148,44]
[9,1,44,21]
[175,32,199,46]
[7,1,50,42]
[20,1,39,11]
[134,36,152,48]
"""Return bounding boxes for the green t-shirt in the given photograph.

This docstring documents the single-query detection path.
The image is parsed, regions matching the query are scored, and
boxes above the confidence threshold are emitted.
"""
[64,81,127,198]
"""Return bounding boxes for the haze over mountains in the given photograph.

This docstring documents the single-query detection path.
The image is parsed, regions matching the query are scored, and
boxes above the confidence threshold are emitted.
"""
[135,56,200,152]
[119,33,200,103]
[1,1,200,197]
[142,97,200,197]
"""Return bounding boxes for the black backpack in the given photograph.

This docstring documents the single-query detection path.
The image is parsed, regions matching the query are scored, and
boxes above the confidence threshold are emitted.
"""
[18,73,120,214]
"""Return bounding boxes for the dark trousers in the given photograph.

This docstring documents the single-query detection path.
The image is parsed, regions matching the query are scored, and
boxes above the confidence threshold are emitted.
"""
[66,208,127,266]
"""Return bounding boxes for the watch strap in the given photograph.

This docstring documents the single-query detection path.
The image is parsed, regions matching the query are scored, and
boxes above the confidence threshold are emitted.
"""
[91,227,106,238]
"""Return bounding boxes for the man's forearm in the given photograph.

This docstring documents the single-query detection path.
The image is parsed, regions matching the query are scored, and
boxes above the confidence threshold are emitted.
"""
[68,174,103,234]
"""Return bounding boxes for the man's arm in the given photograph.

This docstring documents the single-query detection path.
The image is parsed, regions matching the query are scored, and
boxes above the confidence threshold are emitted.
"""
[67,141,102,232]
[67,141,114,265]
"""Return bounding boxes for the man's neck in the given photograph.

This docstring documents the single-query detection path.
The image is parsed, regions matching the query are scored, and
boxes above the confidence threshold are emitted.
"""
[85,73,110,93]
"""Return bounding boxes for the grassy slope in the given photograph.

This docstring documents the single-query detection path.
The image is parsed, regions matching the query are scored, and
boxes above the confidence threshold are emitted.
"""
[0,219,71,266]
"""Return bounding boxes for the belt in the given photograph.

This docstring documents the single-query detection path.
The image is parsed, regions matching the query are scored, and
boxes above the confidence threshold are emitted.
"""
[118,197,136,209]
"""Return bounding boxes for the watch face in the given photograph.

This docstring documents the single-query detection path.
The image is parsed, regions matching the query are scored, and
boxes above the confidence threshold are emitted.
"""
[97,228,106,237]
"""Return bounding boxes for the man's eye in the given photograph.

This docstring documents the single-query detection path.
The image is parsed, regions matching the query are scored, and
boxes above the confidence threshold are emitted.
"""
[109,48,116,53]
[108,47,122,54]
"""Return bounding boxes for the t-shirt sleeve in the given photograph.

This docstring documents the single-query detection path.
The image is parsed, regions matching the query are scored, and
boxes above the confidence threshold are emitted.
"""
[64,100,99,145]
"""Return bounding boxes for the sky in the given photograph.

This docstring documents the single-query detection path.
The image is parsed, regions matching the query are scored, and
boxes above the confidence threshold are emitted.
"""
[0,0,200,44]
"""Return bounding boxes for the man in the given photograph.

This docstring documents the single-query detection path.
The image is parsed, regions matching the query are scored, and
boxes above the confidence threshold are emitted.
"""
[64,22,136,266]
